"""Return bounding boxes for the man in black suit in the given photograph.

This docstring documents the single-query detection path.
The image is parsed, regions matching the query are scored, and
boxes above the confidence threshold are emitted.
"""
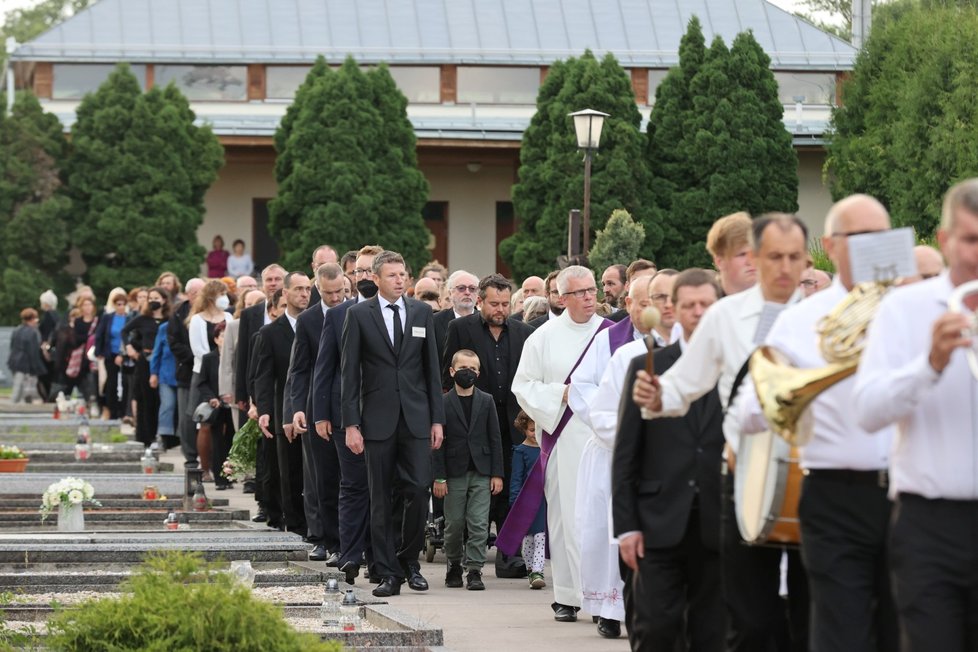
[255,272,310,536]
[613,269,725,652]
[306,244,338,306]
[312,245,382,584]
[166,278,204,467]
[340,250,445,598]
[288,262,346,563]
[442,273,534,576]
[527,270,563,329]
[432,269,479,368]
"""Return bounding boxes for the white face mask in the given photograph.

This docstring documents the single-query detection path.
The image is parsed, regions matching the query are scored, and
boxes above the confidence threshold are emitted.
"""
[215,295,230,311]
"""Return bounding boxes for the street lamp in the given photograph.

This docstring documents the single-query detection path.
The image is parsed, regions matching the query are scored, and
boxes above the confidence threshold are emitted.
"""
[568,108,609,257]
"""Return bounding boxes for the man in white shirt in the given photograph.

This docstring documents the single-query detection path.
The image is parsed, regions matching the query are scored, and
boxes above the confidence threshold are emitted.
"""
[854,179,978,652]
[633,214,810,651]
[739,195,898,651]
[507,266,609,623]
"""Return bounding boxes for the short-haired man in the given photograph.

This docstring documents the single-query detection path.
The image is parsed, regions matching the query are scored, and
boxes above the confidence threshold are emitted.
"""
[521,276,545,298]
[611,268,724,652]
[626,259,657,283]
[855,179,978,651]
[648,269,680,347]
[340,250,358,296]
[527,271,564,329]
[506,266,610,623]
[706,211,756,295]
[601,264,627,308]
[236,275,258,293]
[433,270,479,366]
[633,214,811,650]
[340,250,445,597]
[308,245,338,304]
[902,244,945,284]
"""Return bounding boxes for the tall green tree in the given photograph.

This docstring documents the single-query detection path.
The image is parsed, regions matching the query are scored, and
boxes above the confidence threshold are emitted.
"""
[268,57,430,273]
[0,92,70,323]
[501,51,659,280]
[649,25,798,269]
[827,3,978,236]
[588,208,646,274]
[67,64,223,295]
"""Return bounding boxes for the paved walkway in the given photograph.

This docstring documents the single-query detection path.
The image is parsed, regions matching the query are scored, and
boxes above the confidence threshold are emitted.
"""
[160,445,631,652]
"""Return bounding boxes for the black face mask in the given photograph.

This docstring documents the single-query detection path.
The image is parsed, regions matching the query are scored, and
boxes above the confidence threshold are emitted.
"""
[356,279,378,298]
[148,301,163,312]
[453,368,478,389]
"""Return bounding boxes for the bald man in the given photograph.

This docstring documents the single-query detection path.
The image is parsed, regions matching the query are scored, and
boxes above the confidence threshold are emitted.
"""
[521,276,545,298]
[909,244,945,283]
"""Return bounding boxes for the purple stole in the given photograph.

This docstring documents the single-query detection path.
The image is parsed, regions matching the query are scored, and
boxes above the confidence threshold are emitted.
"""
[606,316,636,357]
[496,318,613,555]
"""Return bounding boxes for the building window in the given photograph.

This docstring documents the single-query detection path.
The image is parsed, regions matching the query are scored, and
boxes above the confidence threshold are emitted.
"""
[774,72,836,106]
[266,66,312,99]
[457,67,539,104]
[52,64,147,99]
[388,67,440,104]
[155,65,248,101]
[422,201,449,269]
[647,69,670,105]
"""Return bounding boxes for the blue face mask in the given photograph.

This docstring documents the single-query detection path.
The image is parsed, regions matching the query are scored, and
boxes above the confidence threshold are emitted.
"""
[453,368,477,389]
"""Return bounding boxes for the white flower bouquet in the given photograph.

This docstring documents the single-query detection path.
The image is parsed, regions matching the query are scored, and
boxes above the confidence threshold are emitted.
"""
[39,477,101,520]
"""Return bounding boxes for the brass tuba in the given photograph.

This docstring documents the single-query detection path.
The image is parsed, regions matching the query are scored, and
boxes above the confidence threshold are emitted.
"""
[749,281,891,446]
[949,279,978,380]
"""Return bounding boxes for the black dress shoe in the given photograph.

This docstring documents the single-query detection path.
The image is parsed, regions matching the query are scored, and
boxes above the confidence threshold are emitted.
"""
[465,570,485,591]
[340,561,359,585]
[597,618,621,639]
[325,551,340,567]
[308,544,328,561]
[242,480,256,494]
[405,568,429,591]
[372,576,401,598]
[445,563,463,588]
[251,510,267,523]
[552,602,579,623]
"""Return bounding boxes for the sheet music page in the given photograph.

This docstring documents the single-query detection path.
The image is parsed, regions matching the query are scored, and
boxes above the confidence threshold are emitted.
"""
[848,228,917,284]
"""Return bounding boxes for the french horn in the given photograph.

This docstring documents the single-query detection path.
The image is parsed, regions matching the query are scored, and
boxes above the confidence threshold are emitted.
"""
[948,279,978,380]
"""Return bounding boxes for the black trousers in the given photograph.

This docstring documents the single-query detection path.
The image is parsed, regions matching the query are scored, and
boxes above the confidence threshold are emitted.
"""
[721,472,809,652]
[889,493,978,652]
[132,357,158,446]
[363,412,430,579]
[799,473,897,652]
[276,430,305,533]
[627,508,725,652]
[256,433,281,525]
[103,355,125,419]
[334,426,371,568]
[209,407,234,487]
[302,429,340,551]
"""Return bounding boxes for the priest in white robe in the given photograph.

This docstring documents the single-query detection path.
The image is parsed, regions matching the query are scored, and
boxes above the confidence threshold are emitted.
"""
[567,274,658,636]
[507,266,609,623]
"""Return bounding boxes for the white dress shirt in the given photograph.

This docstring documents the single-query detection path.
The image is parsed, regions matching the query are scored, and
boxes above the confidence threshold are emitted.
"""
[379,295,406,347]
[854,272,978,500]
[651,284,802,452]
[285,311,297,333]
[737,278,893,470]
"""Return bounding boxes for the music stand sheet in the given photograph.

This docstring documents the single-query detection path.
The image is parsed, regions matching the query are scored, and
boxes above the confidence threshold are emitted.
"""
[848,227,917,284]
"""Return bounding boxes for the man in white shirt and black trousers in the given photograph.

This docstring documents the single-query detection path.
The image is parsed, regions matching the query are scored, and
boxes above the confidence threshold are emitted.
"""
[737,195,898,651]
[855,178,978,652]
[632,213,811,651]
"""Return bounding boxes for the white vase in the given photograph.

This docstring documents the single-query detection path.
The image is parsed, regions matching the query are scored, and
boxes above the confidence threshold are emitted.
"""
[57,503,85,532]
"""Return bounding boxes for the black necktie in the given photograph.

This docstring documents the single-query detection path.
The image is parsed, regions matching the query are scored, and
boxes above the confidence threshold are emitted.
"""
[388,303,402,353]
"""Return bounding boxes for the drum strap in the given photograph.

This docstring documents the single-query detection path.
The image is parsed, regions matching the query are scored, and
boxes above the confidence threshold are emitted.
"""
[725,356,753,414]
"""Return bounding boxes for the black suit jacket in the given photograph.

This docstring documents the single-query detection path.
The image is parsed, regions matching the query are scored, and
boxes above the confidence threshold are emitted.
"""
[441,313,535,444]
[285,301,325,425]
[311,298,356,428]
[607,308,628,323]
[612,343,725,551]
[167,301,194,387]
[234,300,266,403]
[340,295,445,440]
[193,349,221,405]
[527,313,549,329]
[433,388,503,479]
[253,314,294,435]
[432,308,456,369]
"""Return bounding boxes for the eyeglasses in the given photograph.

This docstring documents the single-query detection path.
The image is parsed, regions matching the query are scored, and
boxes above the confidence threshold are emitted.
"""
[799,279,817,288]
[562,287,599,299]
[650,293,672,304]
[453,285,478,294]
[353,268,372,277]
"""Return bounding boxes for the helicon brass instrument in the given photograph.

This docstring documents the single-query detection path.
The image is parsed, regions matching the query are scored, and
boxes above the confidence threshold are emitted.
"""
[949,279,978,380]
[749,281,892,446]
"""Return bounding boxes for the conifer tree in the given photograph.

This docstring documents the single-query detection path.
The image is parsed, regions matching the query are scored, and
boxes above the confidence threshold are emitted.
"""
[501,51,660,280]
[0,92,70,323]
[269,58,430,273]
[67,64,223,294]
[588,208,646,274]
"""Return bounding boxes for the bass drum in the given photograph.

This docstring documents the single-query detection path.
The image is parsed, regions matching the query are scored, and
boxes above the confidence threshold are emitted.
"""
[734,430,802,545]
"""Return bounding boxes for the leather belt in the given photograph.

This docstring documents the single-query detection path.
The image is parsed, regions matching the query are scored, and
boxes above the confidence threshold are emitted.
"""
[804,468,888,489]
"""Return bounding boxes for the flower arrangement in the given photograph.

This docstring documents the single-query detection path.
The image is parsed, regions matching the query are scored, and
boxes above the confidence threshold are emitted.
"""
[222,419,261,482]
[0,445,26,460]
[39,477,101,520]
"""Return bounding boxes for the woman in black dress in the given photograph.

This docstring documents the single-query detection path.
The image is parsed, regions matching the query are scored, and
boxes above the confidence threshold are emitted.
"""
[121,288,169,447]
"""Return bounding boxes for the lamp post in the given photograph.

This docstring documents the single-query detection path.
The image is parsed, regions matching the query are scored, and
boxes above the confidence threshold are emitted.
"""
[568,108,609,257]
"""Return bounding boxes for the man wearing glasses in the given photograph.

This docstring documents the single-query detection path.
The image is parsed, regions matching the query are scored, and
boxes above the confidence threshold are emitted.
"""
[433,270,480,368]
[507,266,610,625]
[647,269,680,347]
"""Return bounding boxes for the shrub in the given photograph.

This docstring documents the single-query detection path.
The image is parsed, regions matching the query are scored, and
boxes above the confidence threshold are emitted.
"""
[47,551,342,652]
